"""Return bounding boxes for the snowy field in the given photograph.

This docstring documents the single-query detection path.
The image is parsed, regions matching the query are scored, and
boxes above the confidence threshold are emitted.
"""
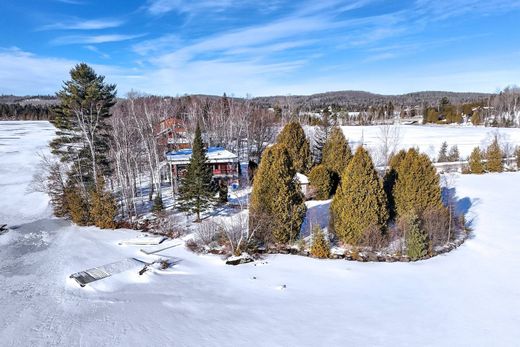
[1,121,520,346]
[339,124,520,160]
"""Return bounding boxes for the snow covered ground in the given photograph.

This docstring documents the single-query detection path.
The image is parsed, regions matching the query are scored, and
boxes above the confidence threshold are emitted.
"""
[339,124,520,160]
[1,121,519,346]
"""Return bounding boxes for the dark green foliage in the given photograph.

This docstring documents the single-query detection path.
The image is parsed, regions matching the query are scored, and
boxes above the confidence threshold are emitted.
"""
[330,147,388,245]
[437,142,449,162]
[152,194,164,213]
[393,148,443,218]
[249,145,307,245]
[312,109,331,165]
[50,63,116,189]
[310,225,330,258]
[276,121,311,173]
[486,136,503,172]
[218,182,228,204]
[321,127,352,194]
[308,164,333,200]
[177,123,216,222]
[383,149,407,221]
[469,147,484,174]
[404,214,428,261]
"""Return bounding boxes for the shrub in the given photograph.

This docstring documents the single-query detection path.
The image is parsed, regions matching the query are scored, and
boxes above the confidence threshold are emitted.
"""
[152,194,164,213]
[403,214,428,261]
[310,225,330,258]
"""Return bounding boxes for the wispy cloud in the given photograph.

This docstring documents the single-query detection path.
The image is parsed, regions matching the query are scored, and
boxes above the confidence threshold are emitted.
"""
[145,0,282,15]
[53,34,145,45]
[40,18,125,31]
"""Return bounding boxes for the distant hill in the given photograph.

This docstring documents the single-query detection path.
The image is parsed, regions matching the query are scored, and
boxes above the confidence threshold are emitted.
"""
[252,90,491,110]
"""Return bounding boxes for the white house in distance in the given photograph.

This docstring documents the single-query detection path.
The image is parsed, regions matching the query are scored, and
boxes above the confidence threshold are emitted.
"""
[165,146,240,191]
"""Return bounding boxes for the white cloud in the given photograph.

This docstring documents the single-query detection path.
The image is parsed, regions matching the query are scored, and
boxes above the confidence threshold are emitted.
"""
[40,18,125,31]
[52,34,145,45]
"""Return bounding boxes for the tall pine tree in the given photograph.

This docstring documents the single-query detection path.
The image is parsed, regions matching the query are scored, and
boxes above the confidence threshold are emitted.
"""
[330,147,388,245]
[50,63,116,190]
[177,123,216,222]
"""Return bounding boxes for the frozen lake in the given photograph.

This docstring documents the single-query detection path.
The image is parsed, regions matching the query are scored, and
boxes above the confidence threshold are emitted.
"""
[1,121,519,346]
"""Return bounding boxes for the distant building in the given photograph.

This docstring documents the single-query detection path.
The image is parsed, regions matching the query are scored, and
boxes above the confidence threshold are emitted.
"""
[165,146,240,190]
[158,118,191,150]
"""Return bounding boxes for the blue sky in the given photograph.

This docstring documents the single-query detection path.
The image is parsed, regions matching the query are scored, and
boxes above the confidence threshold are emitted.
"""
[1,0,520,97]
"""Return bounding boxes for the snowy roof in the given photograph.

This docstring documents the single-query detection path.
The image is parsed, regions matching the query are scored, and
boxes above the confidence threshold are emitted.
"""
[166,146,238,164]
[295,172,309,185]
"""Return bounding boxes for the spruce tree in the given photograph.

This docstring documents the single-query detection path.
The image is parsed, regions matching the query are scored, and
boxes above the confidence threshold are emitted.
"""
[393,148,442,218]
[486,137,503,172]
[249,145,306,245]
[308,164,333,200]
[276,121,311,173]
[312,109,331,165]
[469,147,484,174]
[310,225,330,258]
[448,145,460,162]
[321,127,352,194]
[437,141,449,162]
[405,214,428,261]
[64,181,90,226]
[177,123,216,222]
[330,147,388,245]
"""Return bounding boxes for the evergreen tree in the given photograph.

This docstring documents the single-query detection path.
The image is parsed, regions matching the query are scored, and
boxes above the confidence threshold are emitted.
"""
[50,63,116,189]
[469,147,484,174]
[437,141,449,162]
[177,123,216,222]
[276,121,311,173]
[218,181,228,204]
[486,136,503,172]
[404,214,428,261]
[308,164,333,200]
[393,148,442,218]
[448,145,460,162]
[321,127,352,194]
[152,194,164,213]
[383,149,407,221]
[330,147,388,245]
[90,176,117,229]
[310,225,330,258]
[312,109,331,165]
[249,145,306,245]
[64,181,90,226]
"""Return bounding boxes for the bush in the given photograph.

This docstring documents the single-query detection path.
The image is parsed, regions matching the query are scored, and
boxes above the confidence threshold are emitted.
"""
[403,214,428,261]
[308,164,333,199]
[421,207,450,251]
[65,183,90,226]
[310,226,330,258]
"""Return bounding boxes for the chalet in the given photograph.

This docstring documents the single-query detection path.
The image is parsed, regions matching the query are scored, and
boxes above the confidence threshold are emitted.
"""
[158,118,191,150]
[166,146,240,189]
